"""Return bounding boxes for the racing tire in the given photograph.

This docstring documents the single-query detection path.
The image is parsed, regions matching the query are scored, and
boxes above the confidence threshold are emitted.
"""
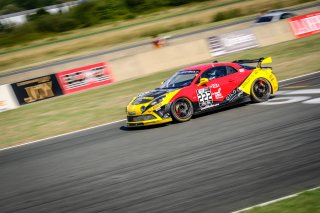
[171,98,194,122]
[251,78,271,103]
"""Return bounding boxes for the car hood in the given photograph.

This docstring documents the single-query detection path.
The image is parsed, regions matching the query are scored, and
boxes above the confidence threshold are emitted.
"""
[132,88,177,104]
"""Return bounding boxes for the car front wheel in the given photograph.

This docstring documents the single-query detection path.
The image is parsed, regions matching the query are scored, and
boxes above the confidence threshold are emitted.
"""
[171,98,194,122]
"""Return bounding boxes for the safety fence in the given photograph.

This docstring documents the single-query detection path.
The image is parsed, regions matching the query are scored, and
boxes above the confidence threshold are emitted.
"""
[0,11,319,112]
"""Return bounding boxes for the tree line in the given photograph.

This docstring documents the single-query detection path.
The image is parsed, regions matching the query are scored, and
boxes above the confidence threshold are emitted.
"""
[0,0,209,47]
[0,0,73,15]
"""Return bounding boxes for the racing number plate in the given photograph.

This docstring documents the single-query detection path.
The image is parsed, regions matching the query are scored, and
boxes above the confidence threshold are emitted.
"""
[197,87,214,110]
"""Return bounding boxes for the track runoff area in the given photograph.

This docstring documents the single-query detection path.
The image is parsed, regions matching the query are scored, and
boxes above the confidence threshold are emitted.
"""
[1,71,320,151]
[0,71,319,213]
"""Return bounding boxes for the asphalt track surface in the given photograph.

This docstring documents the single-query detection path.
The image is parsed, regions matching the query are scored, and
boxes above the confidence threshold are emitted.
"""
[1,73,320,213]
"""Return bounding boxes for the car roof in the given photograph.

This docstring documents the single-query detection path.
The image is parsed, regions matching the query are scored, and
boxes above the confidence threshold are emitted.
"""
[266,9,294,14]
[261,10,294,17]
[182,62,236,72]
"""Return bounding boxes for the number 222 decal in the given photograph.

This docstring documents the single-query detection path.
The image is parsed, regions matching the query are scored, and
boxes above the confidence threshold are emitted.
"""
[197,87,214,110]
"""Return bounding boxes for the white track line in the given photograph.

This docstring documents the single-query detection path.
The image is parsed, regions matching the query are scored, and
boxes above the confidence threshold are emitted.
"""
[278,70,320,83]
[1,70,320,152]
[232,186,320,213]
[0,119,126,151]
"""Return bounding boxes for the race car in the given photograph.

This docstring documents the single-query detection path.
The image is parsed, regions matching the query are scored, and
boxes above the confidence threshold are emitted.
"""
[126,57,278,127]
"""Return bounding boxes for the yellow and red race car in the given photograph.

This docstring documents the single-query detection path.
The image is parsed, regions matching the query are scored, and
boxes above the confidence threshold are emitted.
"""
[126,57,278,127]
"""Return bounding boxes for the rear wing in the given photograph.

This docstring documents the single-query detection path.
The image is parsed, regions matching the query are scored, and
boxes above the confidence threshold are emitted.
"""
[233,57,272,69]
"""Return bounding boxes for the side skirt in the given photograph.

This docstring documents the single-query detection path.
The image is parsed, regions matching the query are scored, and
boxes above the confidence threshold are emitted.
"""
[193,96,251,115]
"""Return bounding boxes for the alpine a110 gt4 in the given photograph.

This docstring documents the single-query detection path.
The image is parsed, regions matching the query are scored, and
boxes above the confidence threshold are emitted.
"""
[126,57,278,127]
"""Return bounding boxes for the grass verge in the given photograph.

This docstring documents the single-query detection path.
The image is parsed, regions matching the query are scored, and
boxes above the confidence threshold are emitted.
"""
[240,188,320,213]
[0,34,319,149]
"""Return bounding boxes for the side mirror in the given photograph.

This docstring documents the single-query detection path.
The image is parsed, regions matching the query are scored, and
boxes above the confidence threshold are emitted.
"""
[198,78,209,86]
[261,57,272,64]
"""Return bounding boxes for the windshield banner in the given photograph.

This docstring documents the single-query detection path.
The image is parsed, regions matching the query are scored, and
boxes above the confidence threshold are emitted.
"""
[55,62,114,94]
[208,29,258,57]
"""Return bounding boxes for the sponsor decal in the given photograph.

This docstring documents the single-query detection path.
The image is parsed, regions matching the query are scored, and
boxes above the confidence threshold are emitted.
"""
[289,12,320,38]
[210,83,220,89]
[213,88,223,99]
[56,62,113,94]
[208,29,258,57]
[0,85,16,112]
[11,75,62,105]
[226,88,243,102]
[0,100,7,112]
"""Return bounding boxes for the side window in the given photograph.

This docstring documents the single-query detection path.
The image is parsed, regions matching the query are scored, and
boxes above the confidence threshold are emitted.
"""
[226,66,238,75]
[201,66,227,80]
[280,13,294,20]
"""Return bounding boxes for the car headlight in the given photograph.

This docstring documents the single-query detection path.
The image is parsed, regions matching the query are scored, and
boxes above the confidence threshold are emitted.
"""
[149,95,166,107]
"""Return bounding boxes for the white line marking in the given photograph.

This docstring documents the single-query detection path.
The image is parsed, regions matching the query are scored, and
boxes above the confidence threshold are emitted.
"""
[0,119,126,151]
[278,70,320,83]
[273,91,289,95]
[258,96,311,105]
[286,89,320,94]
[231,186,320,213]
[1,70,320,152]
[304,97,320,104]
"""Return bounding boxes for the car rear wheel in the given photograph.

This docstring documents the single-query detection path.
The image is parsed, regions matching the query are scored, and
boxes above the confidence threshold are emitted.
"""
[171,98,194,122]
[251,78,271,102]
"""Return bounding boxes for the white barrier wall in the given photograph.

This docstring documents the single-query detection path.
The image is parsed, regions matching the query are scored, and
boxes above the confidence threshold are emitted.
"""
[0,84,19,112]
[252,20,295,47]
[109,39,212,81]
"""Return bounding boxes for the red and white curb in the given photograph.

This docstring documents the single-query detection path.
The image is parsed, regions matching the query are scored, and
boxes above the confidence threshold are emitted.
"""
[232,186,320,213]
[1,70,320,152]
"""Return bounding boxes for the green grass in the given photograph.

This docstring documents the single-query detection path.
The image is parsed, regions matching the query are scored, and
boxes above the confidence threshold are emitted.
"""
[0,34,319,148]
[242,188,320,213]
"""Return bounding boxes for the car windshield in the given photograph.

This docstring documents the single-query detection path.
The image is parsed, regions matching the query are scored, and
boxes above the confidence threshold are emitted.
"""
[256,16,273,23]
[159,70,199,89]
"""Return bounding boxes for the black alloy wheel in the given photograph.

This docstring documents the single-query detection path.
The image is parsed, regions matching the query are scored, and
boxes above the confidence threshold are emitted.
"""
[251,78,271,102]
[171,98,194,122]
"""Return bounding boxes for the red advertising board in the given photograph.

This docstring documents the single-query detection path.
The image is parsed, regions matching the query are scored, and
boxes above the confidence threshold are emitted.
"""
[56,62,114,94]
[289,12,320,38]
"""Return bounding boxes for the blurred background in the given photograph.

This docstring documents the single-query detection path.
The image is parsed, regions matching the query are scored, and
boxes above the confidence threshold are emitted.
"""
[0,0,319,146]
[1,1,320,213]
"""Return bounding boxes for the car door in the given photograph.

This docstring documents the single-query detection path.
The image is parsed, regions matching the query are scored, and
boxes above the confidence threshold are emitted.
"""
[280,13,296,20]
[204,66,239,101]
[192,66,239,110]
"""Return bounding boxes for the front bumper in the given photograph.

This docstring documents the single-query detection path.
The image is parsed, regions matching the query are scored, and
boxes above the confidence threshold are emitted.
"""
[126,116,172,127]
[126,104,172,127]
